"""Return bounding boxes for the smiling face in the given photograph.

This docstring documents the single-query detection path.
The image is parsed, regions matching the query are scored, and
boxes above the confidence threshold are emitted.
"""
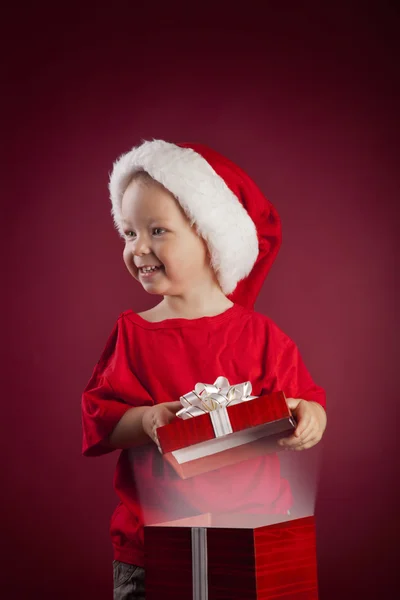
[121,174,217,297]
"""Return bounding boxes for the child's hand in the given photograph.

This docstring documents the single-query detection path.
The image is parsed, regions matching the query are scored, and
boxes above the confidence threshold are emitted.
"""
[278,398,327,451]
[142,401,182,452]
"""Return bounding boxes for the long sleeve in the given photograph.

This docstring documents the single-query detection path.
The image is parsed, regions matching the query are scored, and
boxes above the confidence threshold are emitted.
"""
[81,316,154,457]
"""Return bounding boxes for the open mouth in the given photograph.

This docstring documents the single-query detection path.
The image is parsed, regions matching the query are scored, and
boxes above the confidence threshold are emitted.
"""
[138,265,164,278]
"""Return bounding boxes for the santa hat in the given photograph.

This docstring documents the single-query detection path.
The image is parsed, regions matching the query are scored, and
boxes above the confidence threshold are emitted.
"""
[109,140,282,309]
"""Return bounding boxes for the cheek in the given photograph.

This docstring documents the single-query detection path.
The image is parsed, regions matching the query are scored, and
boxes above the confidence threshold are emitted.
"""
[189,238,209,266]
[163,250,189,271]
[123,246,136,272]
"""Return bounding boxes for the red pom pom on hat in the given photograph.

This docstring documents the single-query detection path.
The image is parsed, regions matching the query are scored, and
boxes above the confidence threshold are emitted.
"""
[109,140,282,309]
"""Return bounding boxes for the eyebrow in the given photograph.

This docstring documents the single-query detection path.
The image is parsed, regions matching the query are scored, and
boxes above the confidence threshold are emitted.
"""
[121,218,171,226]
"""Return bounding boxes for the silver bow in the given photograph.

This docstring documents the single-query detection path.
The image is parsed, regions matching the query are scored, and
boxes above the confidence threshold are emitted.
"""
[176,376,257,420]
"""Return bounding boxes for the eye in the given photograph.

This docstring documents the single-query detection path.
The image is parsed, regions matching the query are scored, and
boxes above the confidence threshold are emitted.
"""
[123,228,166,240]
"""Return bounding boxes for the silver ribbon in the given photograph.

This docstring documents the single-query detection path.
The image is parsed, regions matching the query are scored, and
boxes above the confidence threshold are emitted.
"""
[192,528,208,600]
[176,376,257,437]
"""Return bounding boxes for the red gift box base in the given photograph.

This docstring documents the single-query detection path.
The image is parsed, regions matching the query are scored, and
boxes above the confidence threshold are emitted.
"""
[163,429,291,479]
[144,513,319,599]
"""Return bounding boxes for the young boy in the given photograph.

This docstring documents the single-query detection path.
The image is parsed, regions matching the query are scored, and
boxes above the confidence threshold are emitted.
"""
[81,140,327,600]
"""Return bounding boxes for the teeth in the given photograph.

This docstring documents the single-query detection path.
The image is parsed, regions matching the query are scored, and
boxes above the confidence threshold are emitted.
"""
[141,266,160,273]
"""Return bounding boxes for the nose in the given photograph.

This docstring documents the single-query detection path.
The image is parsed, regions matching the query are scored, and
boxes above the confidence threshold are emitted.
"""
[132,234,151,256]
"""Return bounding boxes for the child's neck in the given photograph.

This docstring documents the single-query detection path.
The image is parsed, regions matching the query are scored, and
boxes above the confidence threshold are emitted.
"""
[156,295,234,320]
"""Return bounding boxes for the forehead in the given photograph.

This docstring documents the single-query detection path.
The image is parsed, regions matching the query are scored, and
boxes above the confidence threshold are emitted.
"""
[121,178,185,224]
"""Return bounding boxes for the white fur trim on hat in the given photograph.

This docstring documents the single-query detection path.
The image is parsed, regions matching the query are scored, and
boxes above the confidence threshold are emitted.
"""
[108,140,259,295]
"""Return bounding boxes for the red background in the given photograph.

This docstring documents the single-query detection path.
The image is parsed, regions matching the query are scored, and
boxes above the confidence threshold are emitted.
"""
[2,2,398,599]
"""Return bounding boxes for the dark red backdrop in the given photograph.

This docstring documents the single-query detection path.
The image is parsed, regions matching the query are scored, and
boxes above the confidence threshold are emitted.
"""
[2,2,398,599]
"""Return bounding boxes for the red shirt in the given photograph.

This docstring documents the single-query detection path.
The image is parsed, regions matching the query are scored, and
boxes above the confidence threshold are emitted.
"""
[81,303,326,566]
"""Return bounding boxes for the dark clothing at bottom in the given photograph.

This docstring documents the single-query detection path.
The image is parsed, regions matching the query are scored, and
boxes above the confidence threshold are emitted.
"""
[113,560,145,600]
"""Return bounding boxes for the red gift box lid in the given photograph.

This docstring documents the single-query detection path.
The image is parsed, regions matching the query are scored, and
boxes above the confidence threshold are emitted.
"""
[157,391,293,454]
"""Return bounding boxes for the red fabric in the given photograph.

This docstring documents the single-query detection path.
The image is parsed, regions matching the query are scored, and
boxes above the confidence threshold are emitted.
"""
[81,303,326,566]
[177,142,282,310]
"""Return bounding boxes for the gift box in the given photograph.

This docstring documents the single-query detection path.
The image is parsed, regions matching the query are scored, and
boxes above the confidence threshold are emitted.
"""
[144,512,319,599]
[157,378,296,478]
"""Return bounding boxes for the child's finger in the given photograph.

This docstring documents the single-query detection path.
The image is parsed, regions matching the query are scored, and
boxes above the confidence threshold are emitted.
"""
[294,414,311,438]
[295,421,314,441]
[293,435,319,451]
[172,401,183,409]
[295,430,316,448]
[280,420,315,448]
[301,427,315,444]
[168,401,183,412]
[283,435,312,451]
[279,433,301,448]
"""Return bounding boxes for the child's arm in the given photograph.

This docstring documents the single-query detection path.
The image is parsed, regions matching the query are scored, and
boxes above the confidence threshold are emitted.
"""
[82,368,182,455]
[107,401,182,451]
[82,315,181,457]
[264,325,327,452]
